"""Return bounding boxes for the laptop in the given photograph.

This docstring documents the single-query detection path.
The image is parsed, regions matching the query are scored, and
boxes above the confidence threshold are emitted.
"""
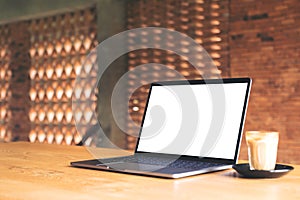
[71,77,252,178]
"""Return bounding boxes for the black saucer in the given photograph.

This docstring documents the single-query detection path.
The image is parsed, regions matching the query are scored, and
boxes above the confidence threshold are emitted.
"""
[232,163,294,178]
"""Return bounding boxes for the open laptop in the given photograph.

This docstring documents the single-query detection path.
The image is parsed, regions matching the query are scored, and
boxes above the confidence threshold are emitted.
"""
[71,77,252,178]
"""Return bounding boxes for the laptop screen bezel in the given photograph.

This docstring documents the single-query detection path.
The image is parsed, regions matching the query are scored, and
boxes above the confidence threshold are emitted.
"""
[133,78,252,164]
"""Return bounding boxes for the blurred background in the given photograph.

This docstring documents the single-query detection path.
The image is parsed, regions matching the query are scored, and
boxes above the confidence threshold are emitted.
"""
[0,0,299,164]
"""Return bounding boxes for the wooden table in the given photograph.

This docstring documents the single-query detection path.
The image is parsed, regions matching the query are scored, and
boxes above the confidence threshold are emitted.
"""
[0,142,299,200]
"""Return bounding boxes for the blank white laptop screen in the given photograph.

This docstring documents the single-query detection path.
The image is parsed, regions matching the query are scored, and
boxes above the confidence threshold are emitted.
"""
[136,83,248,160]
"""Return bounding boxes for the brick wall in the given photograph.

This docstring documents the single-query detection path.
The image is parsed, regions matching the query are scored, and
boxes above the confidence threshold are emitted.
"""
[229,0,300,164]
[1,0,299,164]
[8,22,31,141]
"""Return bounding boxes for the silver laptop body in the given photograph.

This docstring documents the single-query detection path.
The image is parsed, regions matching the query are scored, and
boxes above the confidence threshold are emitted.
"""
[71,78,252,178]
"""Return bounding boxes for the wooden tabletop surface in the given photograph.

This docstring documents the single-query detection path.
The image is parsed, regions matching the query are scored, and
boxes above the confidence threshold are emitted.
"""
[0,142,299,200]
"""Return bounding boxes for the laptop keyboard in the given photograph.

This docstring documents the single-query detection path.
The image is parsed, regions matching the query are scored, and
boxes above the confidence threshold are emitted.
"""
[168,159,224,170]
[100,155,225,170]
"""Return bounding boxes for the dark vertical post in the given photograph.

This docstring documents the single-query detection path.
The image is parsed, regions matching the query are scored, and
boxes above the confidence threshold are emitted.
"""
[8,22,31,141]
[96,0,128,149]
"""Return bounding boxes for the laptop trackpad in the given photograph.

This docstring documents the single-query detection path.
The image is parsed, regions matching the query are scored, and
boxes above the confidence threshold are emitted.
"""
[98,162,166,172]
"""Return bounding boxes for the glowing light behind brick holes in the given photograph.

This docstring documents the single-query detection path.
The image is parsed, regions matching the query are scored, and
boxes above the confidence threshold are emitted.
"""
[0,25,12,142]
[126,0,223,149]
[28,8,98,145]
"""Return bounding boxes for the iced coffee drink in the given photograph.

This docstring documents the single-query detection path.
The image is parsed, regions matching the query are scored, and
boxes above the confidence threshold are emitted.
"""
[246,131,279,170]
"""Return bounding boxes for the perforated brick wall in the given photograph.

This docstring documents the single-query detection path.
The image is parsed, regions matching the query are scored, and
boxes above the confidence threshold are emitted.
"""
[1,0,299,164]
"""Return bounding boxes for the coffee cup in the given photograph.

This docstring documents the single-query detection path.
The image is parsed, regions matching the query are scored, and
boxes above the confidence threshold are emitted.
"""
[246,131,279,170]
